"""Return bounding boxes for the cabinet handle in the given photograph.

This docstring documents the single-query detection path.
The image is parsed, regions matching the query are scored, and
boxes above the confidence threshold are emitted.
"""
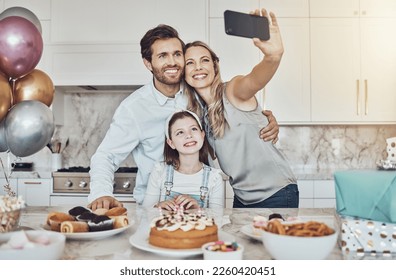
[356,79,360,115]
[364,79,368,115]
[23,182,42,185]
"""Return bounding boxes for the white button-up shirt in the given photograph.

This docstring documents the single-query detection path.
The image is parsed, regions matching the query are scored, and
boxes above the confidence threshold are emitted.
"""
[88,81,188,204]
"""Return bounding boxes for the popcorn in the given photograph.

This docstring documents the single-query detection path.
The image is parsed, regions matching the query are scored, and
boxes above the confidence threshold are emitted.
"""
[0,195,25,212]
[0,195,25,233]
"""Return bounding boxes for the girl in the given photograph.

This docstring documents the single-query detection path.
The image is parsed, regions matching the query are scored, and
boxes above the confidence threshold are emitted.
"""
[184,9,298,208]
[142,110,224,210]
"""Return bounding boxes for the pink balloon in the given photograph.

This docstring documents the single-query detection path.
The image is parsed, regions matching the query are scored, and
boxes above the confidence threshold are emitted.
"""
[0,16,43,79]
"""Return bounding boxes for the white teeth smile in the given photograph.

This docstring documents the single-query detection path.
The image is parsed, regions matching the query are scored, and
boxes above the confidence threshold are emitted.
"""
[193,74,206,79]
[165,69,178,74]
[184,141,197,147]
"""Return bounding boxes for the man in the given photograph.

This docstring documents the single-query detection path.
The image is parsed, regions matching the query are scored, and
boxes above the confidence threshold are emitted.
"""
[88,25,279,210]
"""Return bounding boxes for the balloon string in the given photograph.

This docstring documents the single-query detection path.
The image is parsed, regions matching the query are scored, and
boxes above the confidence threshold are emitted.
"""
[0,156,16,197]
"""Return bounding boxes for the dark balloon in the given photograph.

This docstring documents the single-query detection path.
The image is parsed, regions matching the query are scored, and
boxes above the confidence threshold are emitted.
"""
[0,16,43,79]
[0,6,42,34]
[5,100,54,157]
[14,69,55,107]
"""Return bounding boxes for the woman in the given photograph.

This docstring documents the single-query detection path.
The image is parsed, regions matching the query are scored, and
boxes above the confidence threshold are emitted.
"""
[184,9,298,208]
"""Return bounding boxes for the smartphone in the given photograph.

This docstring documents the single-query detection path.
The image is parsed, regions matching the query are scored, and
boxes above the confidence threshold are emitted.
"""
[224,10,270,41]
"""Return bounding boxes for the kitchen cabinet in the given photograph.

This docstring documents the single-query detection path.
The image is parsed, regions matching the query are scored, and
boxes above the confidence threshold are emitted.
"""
[3,0,51,20]
[310,1,396,123]
[224,179,335,208]
[209,1,311,123]
[46,0,208,85]
[310,0,396,18]
[224,180,234,208]
[17,178,51,206]
[298,179,336,208]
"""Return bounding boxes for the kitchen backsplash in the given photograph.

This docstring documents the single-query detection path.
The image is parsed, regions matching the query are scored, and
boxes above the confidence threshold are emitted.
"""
[1,91,396,177]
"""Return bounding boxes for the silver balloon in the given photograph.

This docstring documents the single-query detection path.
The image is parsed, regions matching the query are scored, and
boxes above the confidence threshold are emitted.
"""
[0,119,8,152]
[0,6,42,34]
[5,100,54,157]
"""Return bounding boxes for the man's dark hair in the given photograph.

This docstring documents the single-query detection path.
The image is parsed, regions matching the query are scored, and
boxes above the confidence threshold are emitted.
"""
[140,24,185,62]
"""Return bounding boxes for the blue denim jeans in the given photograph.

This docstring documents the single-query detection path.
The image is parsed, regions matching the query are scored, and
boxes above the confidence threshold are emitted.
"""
[233,184,299,208]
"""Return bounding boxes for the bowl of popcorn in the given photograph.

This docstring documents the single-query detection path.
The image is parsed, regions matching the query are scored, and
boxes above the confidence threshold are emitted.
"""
[202,240,244,260]
[0,195,25,233]
[0,230,65,260]
[261,219,338,260]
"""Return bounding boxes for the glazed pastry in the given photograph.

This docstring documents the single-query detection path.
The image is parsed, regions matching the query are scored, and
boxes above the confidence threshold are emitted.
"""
[68,206,91,217]
[46,212,74,226]
[48,212,75,232]
[88,215,114,232]
[105,207,127,217]
[110,215,129,229]
[61,221,89,233]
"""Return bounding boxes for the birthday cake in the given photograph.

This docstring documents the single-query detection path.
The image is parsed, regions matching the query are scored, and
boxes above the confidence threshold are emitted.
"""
[149,209,218,249]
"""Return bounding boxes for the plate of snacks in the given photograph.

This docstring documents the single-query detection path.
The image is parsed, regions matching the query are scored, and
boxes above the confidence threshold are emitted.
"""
[43,206,132,240]
[261,219,337,260]
[241,213,295,241]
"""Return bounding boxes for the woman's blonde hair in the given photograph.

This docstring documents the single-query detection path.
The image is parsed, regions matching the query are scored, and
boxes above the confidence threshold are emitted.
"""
[184,41,228,139]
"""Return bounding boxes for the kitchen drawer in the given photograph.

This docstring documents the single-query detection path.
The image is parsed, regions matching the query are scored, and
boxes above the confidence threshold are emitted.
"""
[17,178,51,206]
[314,198,336,208]
[297,180,314,198]
[299,198,314,208]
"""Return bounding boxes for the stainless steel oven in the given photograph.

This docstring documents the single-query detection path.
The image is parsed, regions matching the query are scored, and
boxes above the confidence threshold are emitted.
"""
[50,166,137,206]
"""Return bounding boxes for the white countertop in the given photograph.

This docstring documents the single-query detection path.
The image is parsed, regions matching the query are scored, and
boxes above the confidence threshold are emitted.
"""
[1,168,53,179]
[13,205,396,260]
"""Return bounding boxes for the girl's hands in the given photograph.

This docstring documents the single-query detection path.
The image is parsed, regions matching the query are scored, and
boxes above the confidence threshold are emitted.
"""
[156,200,178,211]
[251,8,284,60]
[156,195,200,210]
[174,194,199,210]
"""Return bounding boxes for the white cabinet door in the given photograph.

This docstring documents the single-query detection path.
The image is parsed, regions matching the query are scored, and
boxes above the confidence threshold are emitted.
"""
[17,179,51,206]
[311,17,396,123]
[310,0,360,17]
[48,0,207,85]
[51,0,207,44]
[310,18,361,122]
[264,18,310,123]
[310,0,396,17]
[46,44,150,86]
[360,18,396,122]
[259,0,309,17]
[297,180,314,208]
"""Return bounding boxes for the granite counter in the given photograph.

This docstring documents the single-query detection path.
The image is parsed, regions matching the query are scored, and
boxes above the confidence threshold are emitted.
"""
[12,205,395,260]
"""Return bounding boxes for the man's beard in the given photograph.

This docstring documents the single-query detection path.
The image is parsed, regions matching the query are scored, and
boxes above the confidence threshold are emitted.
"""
[152,65,184,86]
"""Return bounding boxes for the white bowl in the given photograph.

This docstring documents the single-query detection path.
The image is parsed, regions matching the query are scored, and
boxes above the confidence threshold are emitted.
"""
[202,241,244,260]
[261,229,338,260]
[0,230,66,260]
